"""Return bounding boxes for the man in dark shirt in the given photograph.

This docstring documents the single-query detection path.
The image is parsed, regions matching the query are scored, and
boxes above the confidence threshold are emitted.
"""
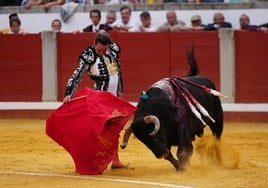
[239,14,259,31]
[204,12,232,31]
[83,9,112,33]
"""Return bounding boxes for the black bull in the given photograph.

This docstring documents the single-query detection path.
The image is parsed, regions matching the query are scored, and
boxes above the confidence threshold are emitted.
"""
[121,55,224,171]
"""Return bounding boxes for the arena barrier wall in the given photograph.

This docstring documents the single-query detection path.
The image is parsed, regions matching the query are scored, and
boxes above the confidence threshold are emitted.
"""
[0,30,268,121]
[0,34,42,101]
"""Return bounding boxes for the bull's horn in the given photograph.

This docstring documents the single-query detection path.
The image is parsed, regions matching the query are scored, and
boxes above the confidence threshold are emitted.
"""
[144,115,160,136]
[120,127,132,149]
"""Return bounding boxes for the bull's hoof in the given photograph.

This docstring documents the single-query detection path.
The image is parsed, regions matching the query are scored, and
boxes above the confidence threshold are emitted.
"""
[176,163,188,172]
[120,144,126,149]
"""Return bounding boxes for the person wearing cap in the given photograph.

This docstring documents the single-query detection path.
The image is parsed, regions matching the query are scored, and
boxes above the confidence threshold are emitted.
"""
[190,14,207,31]
[191,15,202,27]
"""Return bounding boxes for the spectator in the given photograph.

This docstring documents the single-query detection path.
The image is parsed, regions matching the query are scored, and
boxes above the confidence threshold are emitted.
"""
[0,18,28,35]
[158,10,185,31]
[82,9,112,33]
[111,6,139,32]
[191,15,205,28]
[239,14,261,31]
[95,10,117,33]
[51,19,62,32]
[22,0,64,12]
[0,13,20,34]
[105,10,117,27]
[138,11,157,32]
[204,12,232,31]
[181,14,206,31]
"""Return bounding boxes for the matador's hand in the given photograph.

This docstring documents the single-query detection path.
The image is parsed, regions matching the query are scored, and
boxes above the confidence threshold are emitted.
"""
[63,95,71,104]
[118,92,123,98]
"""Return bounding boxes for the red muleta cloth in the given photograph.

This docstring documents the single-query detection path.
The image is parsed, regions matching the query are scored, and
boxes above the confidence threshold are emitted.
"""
[46,87,137,175]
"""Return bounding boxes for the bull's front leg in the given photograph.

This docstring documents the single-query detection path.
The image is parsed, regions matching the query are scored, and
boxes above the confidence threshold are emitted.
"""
[176,120,193,171]
[164,150,180,170]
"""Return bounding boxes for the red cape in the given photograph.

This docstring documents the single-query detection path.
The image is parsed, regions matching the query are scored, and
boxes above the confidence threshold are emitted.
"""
[46,87,137,175]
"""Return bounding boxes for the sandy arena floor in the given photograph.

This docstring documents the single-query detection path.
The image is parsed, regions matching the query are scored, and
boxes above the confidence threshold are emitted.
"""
[0,119,267,188]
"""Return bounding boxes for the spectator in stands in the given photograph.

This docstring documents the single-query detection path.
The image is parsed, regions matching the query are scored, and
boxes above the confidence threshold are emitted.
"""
[111,6,139,32]
[239,14,268,32]
[22,0,64,12]
[0,18,28,35]
[181,14,207,31]
[239,14,259,31]
[94,10,117,33]
[105,10,117,27]
[51,19,62,32]
[204,12,232,30]
[190,15,205,28]
[138,11,157,32]
[0,13,20,34]
[82,9,112,33]
[158,10,186,31]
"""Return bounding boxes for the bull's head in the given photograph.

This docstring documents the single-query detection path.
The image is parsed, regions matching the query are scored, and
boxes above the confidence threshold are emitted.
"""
[120,115,159,149]
[131,115,169,159]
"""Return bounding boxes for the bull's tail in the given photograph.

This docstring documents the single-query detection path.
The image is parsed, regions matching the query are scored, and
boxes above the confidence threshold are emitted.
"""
[185,45,199,77]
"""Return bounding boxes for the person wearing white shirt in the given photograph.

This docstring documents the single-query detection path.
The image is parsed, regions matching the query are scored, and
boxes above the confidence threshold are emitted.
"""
[111,6,139,32]
[139,11,157,32]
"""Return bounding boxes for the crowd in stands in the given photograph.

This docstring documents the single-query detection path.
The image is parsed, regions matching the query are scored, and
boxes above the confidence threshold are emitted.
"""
[0,0,253,6]
[1,6,268,34]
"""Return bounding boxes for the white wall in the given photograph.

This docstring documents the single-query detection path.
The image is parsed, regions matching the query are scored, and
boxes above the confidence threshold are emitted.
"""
[0,9,267,33]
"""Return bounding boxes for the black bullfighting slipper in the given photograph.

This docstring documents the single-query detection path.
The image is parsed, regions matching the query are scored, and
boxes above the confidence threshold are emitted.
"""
[111,163,134,169]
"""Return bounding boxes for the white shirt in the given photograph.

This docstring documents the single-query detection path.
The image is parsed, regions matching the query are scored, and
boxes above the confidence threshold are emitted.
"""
[139,22,158,32]
[111,18,140,32]
[92,23,100,33]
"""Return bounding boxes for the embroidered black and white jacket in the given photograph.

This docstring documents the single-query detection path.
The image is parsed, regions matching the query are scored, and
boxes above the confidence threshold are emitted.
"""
[64,42,123,97]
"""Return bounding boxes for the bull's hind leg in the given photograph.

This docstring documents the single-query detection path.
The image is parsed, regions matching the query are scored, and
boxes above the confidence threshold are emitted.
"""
[177,121,194,171]
[209,99,224,140]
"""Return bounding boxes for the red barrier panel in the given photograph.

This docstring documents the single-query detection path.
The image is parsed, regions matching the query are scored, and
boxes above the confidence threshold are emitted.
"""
[235,31,268,103]
[57,32,95,100]
[169,31,220,89]
[57,32,220,102]
[114,32,170,101]
[57,32,117,100]
[0,34,42,101]
[1,32,267,103]
[57,32,170,102]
